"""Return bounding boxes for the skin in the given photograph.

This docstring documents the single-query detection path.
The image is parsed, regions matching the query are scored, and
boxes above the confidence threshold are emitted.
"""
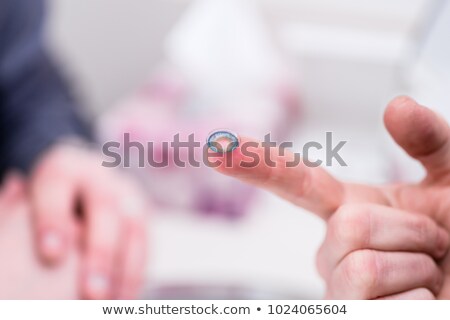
[212,96,450,299]
[0,174,77,299]
[24,145,148,299]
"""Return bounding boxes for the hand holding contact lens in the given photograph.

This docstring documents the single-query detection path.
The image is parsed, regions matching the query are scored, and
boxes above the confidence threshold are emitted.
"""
[207,130,240,153]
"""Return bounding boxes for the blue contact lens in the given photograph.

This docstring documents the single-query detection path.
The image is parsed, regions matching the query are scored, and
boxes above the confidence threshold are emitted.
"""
[207,130,240,153]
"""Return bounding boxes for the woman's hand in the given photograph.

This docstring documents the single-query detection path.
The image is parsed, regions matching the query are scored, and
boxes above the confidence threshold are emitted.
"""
[212,96,450,299]
[28,145,149,299]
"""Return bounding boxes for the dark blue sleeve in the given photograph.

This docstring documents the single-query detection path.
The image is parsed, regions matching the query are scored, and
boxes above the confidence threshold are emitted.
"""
[0,0,91,179]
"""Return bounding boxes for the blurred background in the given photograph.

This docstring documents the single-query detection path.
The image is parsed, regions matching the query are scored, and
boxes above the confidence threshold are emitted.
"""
[42,0,448,298]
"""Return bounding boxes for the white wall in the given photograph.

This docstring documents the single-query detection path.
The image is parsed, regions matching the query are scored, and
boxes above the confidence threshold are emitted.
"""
[46,0,431,118]
[46,0,188,116]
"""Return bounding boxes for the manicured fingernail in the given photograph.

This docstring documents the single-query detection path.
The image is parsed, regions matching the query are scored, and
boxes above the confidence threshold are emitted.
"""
[87,274,110,298]
[40,231,63,260]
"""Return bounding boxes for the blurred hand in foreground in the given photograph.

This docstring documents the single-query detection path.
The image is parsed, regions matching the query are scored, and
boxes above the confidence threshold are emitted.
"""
[0,174,77,299]
[212,96,450,299]
[28,144,148,299]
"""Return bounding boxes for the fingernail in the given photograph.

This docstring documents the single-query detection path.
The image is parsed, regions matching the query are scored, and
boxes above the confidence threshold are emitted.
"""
[87,274,110,299]
[40,231,64,261]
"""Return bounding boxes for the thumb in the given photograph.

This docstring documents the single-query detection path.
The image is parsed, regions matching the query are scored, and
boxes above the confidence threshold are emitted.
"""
[384,96,450,180]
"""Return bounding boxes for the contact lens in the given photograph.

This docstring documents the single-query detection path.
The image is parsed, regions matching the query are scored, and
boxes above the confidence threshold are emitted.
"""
[207,130,240,153]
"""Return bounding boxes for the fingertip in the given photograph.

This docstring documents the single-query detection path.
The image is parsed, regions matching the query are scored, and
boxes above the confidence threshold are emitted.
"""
[83,273,111,300]
[384,95,419,129]
[211,137,266,177]
[38,230,66,264]
[384,95,449,159]
[212,147,244,173]
[387,95,417,109]
[207,144,240,173]
[82,256,115,300]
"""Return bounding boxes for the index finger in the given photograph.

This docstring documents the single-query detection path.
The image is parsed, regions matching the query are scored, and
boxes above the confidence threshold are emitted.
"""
[210,136,345,219]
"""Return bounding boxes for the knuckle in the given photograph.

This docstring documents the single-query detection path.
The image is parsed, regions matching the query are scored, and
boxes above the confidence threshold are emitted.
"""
[342,250,379,295]
[329,204,371,247]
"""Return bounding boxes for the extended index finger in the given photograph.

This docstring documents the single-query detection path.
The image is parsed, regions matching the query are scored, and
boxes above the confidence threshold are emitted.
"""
[211,136,345,220]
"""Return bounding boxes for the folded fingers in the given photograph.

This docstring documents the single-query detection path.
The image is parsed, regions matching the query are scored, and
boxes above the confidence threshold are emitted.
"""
[326,250,442,299]
[317,204,449,279]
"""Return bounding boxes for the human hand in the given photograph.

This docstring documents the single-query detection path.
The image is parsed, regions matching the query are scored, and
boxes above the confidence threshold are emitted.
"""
[211,96,450,299]
[0,174,78,299]
[29,144,148,299]
[316,203,446,299]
